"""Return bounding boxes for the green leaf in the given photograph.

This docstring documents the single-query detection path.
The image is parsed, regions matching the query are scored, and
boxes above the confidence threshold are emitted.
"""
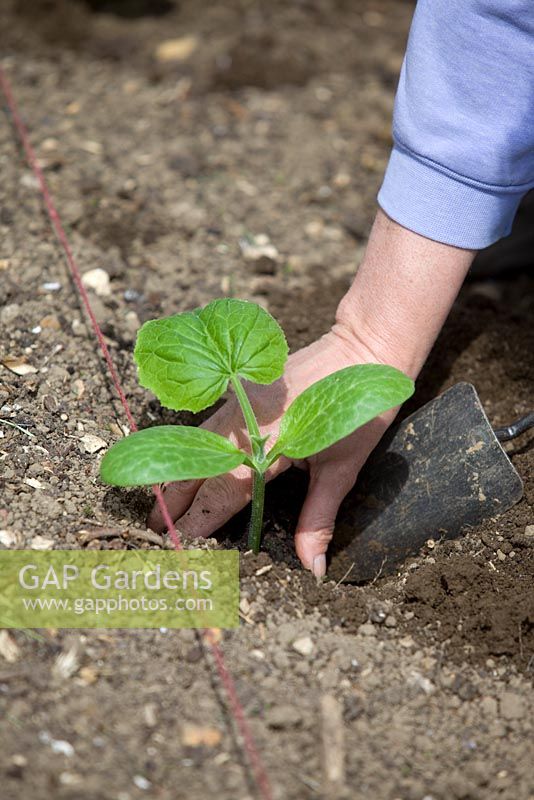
[100,425,248,487]
[268,364,414,461]
[134,299,288,412]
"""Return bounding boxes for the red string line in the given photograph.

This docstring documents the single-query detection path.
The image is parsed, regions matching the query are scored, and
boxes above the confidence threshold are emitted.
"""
[207,632,273,800]
[0,66,272,800]
[0,68,183,548]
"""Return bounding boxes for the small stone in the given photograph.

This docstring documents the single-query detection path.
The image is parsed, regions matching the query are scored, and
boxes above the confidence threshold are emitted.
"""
[384,615,397,628]
[399,635,415,649]
[291,636,314,657]
[407,670,435,695]
[358,622,376,637]
[39,732,75,757]
[81,268,111,297]
[40,314,61,331]
[72,379,85,399]
[499,692,524,720]
[31,536,55,550]
[181,724,222,747]
[143,703,157,727]
[24,476,44,490]
[78,666,98,685]
[524,525,534,537]
[154,35,199,63]
[80,434,108,454]
[0,529,20,548]
[20,173,40,190]
[266,705,303,729]
[496,549,506,561]
[0,630,21,663]
[124,311,140,334]
[72,319,88,337]
[239,235,279,274]
[368,608,386,624]
[133,775,151,791]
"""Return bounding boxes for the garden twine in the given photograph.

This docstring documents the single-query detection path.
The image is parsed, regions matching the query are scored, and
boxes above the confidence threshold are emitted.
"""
[0,66,273,800]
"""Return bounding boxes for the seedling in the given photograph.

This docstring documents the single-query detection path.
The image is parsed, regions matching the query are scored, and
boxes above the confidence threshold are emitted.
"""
[100,299,414,553]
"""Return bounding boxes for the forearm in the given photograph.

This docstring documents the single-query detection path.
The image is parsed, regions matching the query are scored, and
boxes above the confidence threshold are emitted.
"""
[379,0,534,249]
[334,209,476,379]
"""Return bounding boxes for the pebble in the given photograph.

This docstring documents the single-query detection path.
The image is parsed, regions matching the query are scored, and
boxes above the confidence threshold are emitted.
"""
[499,692,524,720]
[384,615,397,628]
[524,524,534,537]
[40,314,61,331]
[368,608,386,624]
[239,234,279,274]
[124,310,140,334]
[133,775,151,791]
[39,731,74,757]
[0,529,19,548]
[31,536,55,550]
[291,636,314,657]
[81,268,111,297]
[0,630,21,662]
[24,477,44,490]
[407,670,435,695]
[80,433,108,454]
[154,35,198,63]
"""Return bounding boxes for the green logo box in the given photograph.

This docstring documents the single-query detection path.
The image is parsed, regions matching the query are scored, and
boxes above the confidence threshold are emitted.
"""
[0,550,239,629]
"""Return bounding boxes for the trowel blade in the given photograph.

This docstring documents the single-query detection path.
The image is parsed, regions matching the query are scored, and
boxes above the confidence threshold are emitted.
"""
[329,382,524,583]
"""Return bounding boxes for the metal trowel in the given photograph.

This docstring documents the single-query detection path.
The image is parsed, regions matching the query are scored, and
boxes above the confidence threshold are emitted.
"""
[329,382,532,582]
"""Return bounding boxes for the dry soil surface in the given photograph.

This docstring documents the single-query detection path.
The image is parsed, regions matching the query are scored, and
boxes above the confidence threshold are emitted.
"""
[1,1,533,799]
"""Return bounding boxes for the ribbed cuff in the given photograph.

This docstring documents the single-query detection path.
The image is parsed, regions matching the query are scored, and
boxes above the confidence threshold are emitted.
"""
[378,145,525,250]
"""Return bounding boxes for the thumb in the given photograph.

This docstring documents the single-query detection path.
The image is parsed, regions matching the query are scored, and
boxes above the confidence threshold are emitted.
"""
[295,466,355,577]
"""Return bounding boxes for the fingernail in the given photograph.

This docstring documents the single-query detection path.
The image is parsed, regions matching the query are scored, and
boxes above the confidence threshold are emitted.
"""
[312,554,326,578]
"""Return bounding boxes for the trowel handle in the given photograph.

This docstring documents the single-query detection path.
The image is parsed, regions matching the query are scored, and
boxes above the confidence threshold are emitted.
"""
[494,412,534,442]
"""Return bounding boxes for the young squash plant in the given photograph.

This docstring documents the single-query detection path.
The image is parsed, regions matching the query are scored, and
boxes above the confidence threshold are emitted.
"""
[100,299,414,554]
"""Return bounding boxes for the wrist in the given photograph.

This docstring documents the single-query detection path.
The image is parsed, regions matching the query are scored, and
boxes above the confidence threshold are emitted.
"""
[333,210,476,379]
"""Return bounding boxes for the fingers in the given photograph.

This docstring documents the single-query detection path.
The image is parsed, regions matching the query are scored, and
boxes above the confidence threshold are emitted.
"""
[148,479,202,532]
[294,466,356,577]
[176,466,253,538]
[175,454,290,537]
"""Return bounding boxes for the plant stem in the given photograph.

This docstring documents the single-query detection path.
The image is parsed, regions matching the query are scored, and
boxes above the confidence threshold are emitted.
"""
[248,469,265,553]
[230,376,267,551]
[230,376,261,445]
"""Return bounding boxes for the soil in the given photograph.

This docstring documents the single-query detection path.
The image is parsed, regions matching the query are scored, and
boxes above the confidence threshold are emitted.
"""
[1,1,533,799]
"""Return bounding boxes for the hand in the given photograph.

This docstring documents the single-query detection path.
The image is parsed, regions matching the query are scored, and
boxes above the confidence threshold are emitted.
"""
[148,324,397,577]
[149,209,476,575]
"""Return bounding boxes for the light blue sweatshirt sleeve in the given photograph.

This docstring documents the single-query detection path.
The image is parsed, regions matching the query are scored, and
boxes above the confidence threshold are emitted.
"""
[378,0,534,249]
